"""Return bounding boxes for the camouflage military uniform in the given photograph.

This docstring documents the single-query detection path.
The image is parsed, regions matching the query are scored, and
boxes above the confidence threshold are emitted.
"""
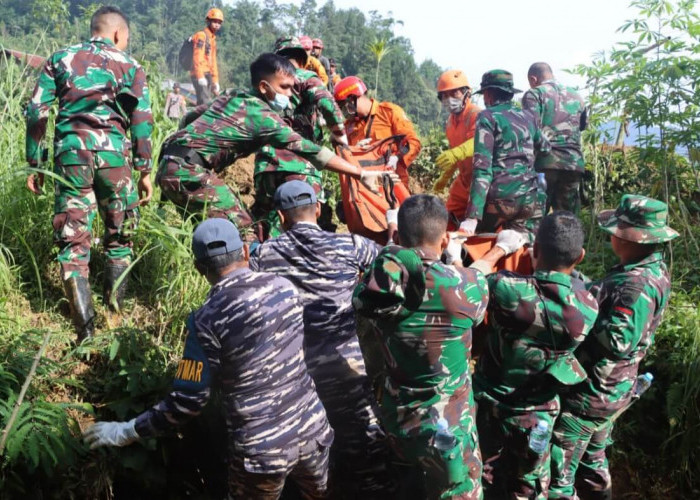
[156,90,335,233]
[25,36,153,280]
[135,267,333,499]
[353,246,489,499]
[253,64,345,239]
[250,221,395,497]
[522,80,586,213]
[473,270,598,499]
[467,70,549,237]
[549,195,678,500]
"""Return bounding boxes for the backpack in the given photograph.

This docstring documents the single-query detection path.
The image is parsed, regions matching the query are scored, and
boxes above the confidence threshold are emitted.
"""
[179,31,210,72]
[178,37,194,71]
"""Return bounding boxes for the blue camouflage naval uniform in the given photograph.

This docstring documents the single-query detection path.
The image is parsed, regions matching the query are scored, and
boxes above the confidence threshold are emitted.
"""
[135,267,333,499]
[249,221,394,497]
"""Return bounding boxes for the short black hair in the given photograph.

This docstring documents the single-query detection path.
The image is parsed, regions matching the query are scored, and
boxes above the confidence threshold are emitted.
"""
[536,211,584,269]
[90,6,129,34]
[250,53,296,88]
[487,87,514,103]
[398,195,448,248]
[281,203,317,224]
[196,248,244,274]
[528,62,554,80]
[277,48,308,67]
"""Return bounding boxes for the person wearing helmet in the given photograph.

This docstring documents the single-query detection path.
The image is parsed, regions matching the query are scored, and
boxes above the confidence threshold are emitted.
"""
[252,36,349,239]
[434,69,483,229]
[335,76,422,187]
[329,58,341,86]
[311,38,333,92]
[190,8,223,105]
[300,35,329,86]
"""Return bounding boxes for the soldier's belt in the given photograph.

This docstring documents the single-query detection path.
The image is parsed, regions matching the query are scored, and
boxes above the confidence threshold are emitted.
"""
[162,144,208,169]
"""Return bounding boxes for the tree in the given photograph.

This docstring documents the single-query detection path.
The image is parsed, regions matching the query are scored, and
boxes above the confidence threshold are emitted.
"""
[367,37,392,98]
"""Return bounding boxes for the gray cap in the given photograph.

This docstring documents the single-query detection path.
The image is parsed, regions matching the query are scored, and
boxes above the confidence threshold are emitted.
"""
[273,180,317,210]
[192,218,243,261]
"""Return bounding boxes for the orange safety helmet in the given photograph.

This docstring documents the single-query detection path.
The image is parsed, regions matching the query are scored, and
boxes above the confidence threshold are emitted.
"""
[437,70,470,93]
[334,76,368,102]
[206,8,224,22]
[312,38,324,49]
[299,35,313,51]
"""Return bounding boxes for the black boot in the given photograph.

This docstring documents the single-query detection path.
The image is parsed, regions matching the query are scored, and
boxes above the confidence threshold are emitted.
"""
[103,264,129,312]
[63,277,95,343]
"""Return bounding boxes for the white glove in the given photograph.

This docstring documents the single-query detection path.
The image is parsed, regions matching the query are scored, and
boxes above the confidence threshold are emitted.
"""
[213,83,220,93]
[197,77,208,87]
[358,138,372,148]
[444,233,464,265]
[83,419,140,449]
[459,218,478,236]
[332,131,349,146]
[386,155,399,171]
[386,209,398,225]
[495,229,528,255]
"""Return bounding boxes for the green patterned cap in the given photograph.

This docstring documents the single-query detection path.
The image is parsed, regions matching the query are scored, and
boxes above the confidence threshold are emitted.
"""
[474,69,521,94]
[274,36,308,65]
[598,194,679,244]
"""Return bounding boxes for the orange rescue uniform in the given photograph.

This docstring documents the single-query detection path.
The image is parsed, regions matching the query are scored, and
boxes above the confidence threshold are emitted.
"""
[445,101,481,226]
[346,99,422,186]
[190,27,218,85]
[305,56,329,86]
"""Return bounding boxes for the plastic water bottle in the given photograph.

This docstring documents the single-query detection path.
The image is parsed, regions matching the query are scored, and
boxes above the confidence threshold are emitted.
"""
[433,418,456,451]
[633,372,654,398]
[528,420,550,454]
[537,172,547,192]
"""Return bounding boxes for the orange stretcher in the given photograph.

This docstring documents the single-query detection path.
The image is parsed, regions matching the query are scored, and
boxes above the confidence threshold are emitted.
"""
[336,136,411,244]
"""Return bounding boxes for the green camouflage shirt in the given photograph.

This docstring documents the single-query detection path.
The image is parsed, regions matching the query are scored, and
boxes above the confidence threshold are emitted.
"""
[352,246,488,440]
[466,102,550,220]
[474,270,599,412]
[166,89,333,172]
[564,252,671,418]
[521,80,586,172]
[254,67,344,177]
[26,37,153,171]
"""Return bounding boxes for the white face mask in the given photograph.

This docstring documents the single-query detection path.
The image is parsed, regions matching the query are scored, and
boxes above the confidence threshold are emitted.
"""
[264,82,290,111]
[442,96,464,114]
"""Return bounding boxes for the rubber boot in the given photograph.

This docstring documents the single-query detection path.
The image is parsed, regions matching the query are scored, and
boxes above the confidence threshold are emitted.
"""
[103,264,129,312]
[63,277,95,343]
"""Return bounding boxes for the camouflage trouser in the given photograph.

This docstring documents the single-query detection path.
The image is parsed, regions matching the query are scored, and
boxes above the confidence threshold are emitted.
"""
[549,411,613,500]
[253,171,326,241]
[305,337,395,498]
[476,399,556,500]
[388,428,483,500]
[227,435,331,500]
[477,190,544,241]
[53,152,139,280]
[544,170,582,215]
[156,157,253,231]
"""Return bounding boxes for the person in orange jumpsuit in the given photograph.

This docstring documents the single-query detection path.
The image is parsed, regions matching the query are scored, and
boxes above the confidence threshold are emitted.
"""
[190,8,223,105]
[334,76,422,187]
[299,35,329,86]
[433,70,482,230]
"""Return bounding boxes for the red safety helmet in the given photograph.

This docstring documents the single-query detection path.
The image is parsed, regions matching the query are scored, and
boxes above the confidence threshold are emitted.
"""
[312,38,324,49]
[334,76,368,102]
[206,8,224,22]
[299,35,313,51]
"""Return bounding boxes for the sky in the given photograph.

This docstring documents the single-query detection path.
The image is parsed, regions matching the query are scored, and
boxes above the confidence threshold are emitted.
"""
[278,0,642,94]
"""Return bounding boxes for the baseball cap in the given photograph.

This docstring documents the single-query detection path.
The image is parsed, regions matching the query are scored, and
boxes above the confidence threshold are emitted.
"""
[273,180,317,210]
[192,218,243,261]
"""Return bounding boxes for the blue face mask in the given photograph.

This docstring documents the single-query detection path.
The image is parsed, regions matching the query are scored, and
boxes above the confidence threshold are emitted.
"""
[264,82,290,111]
